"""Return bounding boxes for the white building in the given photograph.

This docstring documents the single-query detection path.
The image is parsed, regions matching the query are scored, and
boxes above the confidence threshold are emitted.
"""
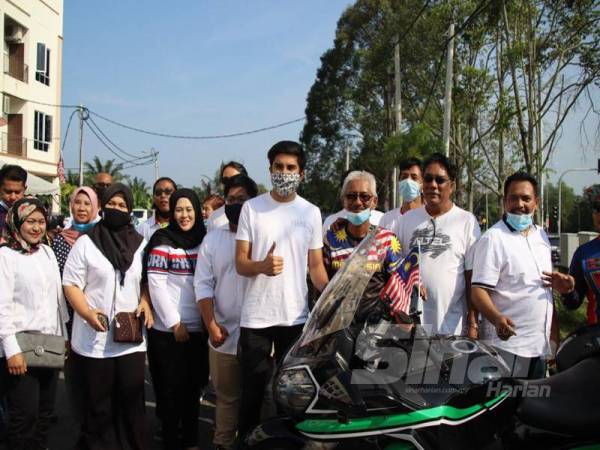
[0,0,63,211]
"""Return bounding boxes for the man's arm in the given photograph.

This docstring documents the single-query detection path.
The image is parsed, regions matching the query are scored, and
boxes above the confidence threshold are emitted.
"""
[308,248,328,292]
[465,270,479,338]
[235,240,282,277]
[471,286,515,340]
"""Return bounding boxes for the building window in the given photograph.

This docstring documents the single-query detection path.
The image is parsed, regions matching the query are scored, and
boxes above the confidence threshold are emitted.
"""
[34,110,52,151]
[35,43,50,86]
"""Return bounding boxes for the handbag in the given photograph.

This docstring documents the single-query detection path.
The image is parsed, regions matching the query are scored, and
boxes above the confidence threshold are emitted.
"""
[14,247,66,369]
[113,312,143,343]
[110,272,144,344]
[15,332,66,369]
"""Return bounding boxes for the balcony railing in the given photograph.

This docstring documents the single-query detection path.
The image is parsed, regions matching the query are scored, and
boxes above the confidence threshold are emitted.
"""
[1,132,27,157]
[3,54,28,83]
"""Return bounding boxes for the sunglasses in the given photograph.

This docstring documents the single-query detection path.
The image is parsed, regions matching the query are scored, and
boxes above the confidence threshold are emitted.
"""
[423,174,451,185]
[154,188,174,197]
[94,183,111,189]
[344,192,374,202]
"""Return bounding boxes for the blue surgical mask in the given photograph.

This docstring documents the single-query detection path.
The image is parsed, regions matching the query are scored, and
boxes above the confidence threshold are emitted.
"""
[72,222,94,233]
[399,178,421,202]
[346,208,371,226]
[505,212,533,232]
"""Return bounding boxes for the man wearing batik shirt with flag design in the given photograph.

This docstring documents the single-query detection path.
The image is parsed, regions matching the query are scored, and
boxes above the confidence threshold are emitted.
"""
[323,171,409,322]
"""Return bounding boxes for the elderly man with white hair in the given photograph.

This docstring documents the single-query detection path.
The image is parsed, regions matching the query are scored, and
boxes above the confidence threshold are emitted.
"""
[322,173,383,238]
[322,171,404,322]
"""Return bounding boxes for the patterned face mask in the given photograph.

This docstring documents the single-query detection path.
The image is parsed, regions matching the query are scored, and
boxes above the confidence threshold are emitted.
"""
[271,172,301,198]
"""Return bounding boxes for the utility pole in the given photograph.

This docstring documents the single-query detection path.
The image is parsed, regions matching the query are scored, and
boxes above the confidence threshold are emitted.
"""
[345,144,350,172]
[78,104,84,186]
[392,36,402,209]
[442,22,455,157]
[152,148,159,181]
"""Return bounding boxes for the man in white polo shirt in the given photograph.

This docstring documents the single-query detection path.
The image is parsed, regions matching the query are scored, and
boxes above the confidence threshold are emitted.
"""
[235,140,329,438]
[472,172,571,379]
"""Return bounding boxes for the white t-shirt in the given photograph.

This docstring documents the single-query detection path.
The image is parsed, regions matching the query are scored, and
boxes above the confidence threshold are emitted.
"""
[147,244,203,333]
[236,192,323,328]
[0,245,68,358]
[397,205,481,335]
[194,226,246,355]
[136,214,167,241]
[379,208,404,236]
[62,235,147,358]
[206,205,228,232]
[472,220,553,358]
[322,209,383,238]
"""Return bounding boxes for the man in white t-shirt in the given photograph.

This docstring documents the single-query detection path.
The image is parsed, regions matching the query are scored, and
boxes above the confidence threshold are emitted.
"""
[206,161,248,232]
[136,177,176,241]
[195,174,258,450]
[379,157,424,236]
[396,153,480,337]
[471,172,572,379]
[235,141,329,438]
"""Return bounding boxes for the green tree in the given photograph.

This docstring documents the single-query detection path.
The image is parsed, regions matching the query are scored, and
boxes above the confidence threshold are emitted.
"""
[83,156,126,185]
[128,177,151,209]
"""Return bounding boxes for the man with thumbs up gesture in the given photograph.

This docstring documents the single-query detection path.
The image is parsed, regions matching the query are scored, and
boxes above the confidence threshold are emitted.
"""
[235,141,328,438]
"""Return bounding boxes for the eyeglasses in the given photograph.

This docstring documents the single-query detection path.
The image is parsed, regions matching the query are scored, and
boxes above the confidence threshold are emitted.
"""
[344,192,374,203]
[154,188,174,197]
[94,183,111,189]
[423,175,451,185]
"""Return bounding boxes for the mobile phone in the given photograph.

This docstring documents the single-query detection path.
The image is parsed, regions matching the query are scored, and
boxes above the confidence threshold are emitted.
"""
[96,313,109,331]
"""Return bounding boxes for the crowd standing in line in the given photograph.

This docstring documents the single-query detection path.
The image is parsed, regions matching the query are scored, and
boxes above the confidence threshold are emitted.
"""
[0,138,594,448]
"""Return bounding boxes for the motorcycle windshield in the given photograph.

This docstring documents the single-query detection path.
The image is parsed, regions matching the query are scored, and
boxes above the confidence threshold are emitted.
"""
[298,228,385,347]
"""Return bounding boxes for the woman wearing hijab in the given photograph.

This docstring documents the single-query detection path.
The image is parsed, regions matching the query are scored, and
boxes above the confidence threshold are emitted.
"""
[62,183,153,450]
[52,186,99,275]
[145,188,207,450]
[0,197,68,450]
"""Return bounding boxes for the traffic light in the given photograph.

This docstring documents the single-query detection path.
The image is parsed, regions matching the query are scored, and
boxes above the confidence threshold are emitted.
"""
[552,206,558,220]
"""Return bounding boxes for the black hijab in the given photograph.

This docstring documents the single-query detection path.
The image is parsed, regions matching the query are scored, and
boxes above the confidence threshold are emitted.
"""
[88,183,144,285]
[142,189,206,281]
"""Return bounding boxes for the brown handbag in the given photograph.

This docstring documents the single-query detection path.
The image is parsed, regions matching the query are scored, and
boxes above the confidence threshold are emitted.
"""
[113,312,143,343]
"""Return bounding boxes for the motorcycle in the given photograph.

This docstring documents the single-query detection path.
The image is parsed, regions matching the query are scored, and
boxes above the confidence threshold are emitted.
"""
[242,229,600,449]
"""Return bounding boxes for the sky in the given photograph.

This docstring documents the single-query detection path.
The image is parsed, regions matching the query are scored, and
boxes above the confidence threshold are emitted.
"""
[60,1,599,197]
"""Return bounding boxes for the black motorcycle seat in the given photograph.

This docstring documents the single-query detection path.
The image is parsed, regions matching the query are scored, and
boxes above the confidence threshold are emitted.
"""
[516,356,600,436]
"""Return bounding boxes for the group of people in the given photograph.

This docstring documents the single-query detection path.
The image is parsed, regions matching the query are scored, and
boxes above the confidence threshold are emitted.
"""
[0,140,597,449]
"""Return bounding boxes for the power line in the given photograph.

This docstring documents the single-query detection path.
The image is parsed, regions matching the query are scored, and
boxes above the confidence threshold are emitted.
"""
[88,110,306,140]
[10,95,79,109]
[61,109,78,152]
[86,114,146,160]
[84,119,153,165]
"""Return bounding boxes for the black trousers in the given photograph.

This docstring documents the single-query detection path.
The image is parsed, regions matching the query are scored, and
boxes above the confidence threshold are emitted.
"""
[72,351,146,450]
[237,324,303,439]
[147,328,209,449]
[0,359,59,450]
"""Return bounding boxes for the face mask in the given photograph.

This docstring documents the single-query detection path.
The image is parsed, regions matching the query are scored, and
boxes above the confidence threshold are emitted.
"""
[102,208,131,229]
[72,222,95,233]
[271,172,301,198]
[225,203,243,226]
[505,212,533,232]
[399,178,421,202]
[346,208,371,226]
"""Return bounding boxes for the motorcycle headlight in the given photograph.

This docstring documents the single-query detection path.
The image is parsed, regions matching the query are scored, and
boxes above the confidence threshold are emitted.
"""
[275,367,317,416]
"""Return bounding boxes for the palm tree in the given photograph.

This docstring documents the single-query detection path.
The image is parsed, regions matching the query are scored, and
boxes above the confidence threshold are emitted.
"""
[83,157,126,185]
[128,176,151,209]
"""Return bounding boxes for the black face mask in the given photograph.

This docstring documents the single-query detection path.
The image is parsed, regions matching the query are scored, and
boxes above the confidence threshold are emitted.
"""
[225,203,243,226]
[103,208,131,229]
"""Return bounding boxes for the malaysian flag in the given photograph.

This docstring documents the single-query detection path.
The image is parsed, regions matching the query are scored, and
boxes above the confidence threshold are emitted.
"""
[380,246,420,315]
